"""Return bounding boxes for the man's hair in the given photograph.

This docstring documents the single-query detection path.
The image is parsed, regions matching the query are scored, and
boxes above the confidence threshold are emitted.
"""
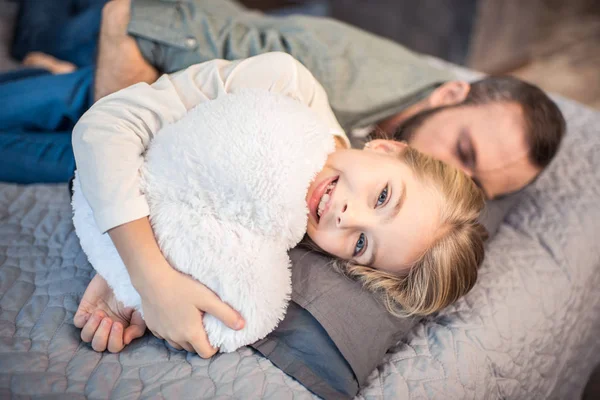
[395,76,566,169]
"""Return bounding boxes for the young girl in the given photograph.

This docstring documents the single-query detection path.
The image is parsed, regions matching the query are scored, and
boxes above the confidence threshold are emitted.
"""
[72,52,487,356]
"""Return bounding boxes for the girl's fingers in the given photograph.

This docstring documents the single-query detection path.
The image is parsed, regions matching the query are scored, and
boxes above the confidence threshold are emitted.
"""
[194,285,245,331]
[107,322,125,353]
[73,310,90,329]
[91,318,113,352]
[80,310,107,342]
[180,342,194,353]
[149,329,164,340]
[123,311,146,345]
[166,340,183,350]
[187,321,218,359]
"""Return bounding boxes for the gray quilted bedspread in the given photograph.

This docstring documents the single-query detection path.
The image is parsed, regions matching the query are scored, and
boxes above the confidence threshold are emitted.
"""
[2,76,600,398]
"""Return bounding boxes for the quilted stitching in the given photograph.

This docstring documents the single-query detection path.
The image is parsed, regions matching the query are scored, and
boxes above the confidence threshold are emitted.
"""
[0,184,317,399]
[1,95,599,399]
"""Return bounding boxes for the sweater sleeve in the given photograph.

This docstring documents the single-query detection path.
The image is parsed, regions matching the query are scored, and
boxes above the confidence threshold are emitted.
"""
[72,52,348,233]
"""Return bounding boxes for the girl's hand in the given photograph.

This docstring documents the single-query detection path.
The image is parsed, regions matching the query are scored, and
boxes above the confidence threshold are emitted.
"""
[74,270,244,356]
[74,274,146,353]
[107,217,245,358]
[137,264,245,357]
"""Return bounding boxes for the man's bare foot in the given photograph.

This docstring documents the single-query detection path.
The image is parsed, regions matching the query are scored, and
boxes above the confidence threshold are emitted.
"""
[74,274,146,352]
[22,52,77,74]
[94,0,159,101]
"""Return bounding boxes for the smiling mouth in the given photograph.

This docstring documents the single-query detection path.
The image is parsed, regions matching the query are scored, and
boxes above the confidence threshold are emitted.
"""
[316,178,338,222]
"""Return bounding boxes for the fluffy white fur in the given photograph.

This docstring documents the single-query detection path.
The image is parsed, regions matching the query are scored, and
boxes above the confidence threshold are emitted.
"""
[72,89,335,352]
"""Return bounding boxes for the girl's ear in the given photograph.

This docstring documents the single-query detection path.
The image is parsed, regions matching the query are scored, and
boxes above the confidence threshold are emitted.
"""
[428,81,471,107]
[364,139,408,155]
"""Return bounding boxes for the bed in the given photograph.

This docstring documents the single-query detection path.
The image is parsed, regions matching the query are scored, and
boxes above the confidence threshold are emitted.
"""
[1,53,600,397]
[2,0,600,396]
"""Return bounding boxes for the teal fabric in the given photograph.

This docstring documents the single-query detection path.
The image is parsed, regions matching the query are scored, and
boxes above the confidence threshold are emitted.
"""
[0,66,93,183]
[252,302,357,400]
[128,0,456,132]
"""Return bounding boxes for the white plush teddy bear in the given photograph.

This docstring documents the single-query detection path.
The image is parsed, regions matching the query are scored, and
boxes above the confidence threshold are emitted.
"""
[72,89,335,352]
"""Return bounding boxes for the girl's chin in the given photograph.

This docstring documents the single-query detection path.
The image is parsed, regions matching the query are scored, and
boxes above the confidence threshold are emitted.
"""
[305,227,323,248]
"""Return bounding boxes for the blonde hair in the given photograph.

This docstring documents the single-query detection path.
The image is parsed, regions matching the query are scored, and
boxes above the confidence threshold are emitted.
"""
[333,146,488,317]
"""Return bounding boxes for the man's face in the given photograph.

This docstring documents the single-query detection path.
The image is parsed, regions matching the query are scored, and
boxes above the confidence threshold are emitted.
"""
[406,102,540,199]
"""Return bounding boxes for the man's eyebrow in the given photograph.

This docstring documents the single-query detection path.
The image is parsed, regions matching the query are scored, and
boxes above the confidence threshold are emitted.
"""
[463,131,485,195]
[466,132,477,167]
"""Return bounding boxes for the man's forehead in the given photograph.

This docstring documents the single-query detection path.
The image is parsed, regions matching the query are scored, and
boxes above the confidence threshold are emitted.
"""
[467,103,534,197]
[470,104,529,173]
[474,136,530,172]
[475,147,539,197]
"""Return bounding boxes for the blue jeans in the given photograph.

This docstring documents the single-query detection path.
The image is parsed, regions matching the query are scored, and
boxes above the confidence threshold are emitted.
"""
[11,0,108,67]
[0,0,325,184]
[1,0,103,184]
[0,67,94,183]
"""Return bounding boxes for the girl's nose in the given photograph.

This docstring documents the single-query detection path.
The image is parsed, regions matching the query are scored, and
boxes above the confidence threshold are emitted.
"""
[336,202,352,227]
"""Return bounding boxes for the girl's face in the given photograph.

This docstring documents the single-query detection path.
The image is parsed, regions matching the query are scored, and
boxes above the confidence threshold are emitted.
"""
[305,140,442,274]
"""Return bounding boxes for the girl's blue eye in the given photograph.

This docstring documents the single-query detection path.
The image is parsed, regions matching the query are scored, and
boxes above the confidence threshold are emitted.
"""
[376,186,388,207]
[354,233,366,257]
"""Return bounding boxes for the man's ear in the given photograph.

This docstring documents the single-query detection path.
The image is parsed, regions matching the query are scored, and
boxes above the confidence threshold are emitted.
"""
[428,81,471,107]
[364,139,408,155]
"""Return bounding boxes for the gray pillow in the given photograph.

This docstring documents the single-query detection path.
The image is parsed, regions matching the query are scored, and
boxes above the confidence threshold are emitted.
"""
[251,248,418,399]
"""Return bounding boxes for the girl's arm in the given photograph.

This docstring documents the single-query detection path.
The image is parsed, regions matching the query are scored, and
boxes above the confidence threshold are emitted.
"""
[108,217,244,356]
[75,53,347,232]
[72,52,347,354]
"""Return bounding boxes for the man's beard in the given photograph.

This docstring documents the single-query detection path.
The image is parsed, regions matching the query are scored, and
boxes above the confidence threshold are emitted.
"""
[393,105,456,143]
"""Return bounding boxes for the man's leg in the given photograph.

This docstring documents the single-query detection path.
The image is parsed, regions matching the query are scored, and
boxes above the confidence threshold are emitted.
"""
[11,0,71,60]
[0,66,94,132]
[0,68,48,85]
[12,0,108,67]
[94,0,158,101]
[0,131,75,183]
[0,65,95,184]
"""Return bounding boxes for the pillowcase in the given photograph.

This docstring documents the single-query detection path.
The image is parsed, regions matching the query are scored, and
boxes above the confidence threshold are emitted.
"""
[251,247,419,399]
[252,302,358,400]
